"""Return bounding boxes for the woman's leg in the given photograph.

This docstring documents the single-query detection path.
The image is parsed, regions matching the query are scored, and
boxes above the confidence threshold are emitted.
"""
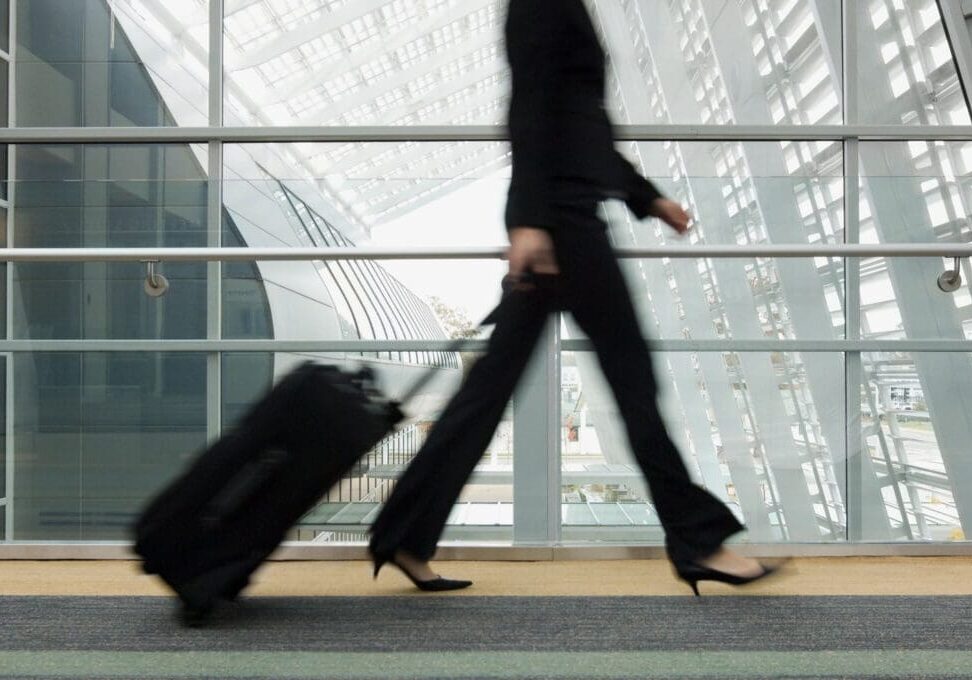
[553,225,744,563]
[369,283,553,563]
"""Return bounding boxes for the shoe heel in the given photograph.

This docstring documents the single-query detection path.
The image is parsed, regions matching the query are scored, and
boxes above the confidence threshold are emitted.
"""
[372,558,386,580]
[688,580,700,597]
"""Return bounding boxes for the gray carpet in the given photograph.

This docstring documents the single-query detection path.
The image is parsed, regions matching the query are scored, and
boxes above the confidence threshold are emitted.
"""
[1,596,970,678]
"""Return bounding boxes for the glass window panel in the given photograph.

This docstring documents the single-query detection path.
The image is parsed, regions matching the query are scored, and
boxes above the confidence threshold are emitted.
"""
[860,351,971,542]
[0,0,9,54]
[1,57,7,202]
[562,350,847,544]
[222,209,274,341]
[0,359,5,501]
[0,59,8,127]
[12,352,207,540]
[16,0,208,127]
[221,352,273,430]
[858,142,972,340]
[620,0,843,126]
[857,0,972,125]
[0,207,5,336]
[13,144,209,340]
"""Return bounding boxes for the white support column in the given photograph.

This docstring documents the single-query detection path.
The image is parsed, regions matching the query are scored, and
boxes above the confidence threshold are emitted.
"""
[513,319,561,546]
[207,0,223,441]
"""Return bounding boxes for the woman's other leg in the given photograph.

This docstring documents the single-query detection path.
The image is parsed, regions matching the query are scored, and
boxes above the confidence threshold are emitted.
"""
[369,284,553,562]
[554,225,744,563]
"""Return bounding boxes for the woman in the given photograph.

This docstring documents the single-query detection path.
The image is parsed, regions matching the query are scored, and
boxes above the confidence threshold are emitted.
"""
[369,0,779,595]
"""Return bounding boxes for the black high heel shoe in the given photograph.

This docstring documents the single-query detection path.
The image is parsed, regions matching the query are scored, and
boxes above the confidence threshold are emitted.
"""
[373,556,473,592]
[674,560,782,597]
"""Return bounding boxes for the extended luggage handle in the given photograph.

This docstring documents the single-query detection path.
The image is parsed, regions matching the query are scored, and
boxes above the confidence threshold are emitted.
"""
[394,314,491,408]
[395,271,562,408]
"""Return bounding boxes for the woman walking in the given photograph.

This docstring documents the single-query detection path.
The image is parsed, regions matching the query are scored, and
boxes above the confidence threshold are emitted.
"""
[369,0,779,595]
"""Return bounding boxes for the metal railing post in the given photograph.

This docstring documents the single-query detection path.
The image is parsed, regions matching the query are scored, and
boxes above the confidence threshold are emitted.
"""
[206,0,224,443]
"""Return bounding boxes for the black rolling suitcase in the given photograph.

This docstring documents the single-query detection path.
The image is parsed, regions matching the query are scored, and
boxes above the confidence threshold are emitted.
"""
[133,361,413,625]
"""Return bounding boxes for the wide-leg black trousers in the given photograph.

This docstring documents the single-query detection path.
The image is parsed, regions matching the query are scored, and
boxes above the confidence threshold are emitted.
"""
[369,200,744,563]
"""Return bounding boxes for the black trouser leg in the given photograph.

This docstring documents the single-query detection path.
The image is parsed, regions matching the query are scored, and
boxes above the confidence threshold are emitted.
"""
[371,199,743,564]
[369,285,552,561]
[553,226,744,562]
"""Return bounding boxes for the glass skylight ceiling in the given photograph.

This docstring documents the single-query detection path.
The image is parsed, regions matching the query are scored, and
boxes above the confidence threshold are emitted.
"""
[219,0,507,224]
[116,0,971,228]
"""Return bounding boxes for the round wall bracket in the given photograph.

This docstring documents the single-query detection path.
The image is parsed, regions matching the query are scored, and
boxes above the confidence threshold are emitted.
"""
[143,260,169,298]
[937,257,963,294]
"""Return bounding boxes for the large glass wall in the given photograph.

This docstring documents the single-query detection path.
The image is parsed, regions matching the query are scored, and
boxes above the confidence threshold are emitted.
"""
[1,0,971,549]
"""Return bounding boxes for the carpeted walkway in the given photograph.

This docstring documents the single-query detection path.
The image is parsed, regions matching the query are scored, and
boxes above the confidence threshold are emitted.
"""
[1,595,971,678]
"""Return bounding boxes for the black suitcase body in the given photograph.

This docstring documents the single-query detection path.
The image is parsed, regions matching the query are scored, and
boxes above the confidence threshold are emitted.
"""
[133,361,403,622]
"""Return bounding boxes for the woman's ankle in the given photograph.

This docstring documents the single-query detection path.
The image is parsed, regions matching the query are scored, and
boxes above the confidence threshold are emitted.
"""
[698,548,763,577]
[393,550,438,581]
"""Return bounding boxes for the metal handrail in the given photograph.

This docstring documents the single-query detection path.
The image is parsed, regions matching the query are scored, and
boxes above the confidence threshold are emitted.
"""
[4,124,972,143]
[0,243,970,262]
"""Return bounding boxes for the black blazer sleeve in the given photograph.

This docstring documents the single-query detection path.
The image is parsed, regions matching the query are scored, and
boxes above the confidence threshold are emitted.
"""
[616,152,663,220]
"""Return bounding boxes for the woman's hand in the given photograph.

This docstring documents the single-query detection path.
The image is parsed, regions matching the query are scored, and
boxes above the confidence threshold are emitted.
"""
[650,198,692,235]
[507,227,560,280]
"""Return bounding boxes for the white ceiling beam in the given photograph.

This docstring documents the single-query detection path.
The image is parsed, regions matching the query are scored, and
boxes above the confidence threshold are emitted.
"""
[307,66,507,169]
[366,152,509,224]
[321,85,509,219]
[263,0,499,104]
[224,0,269,16]
[230,0,390,70]
[292,30,497,125]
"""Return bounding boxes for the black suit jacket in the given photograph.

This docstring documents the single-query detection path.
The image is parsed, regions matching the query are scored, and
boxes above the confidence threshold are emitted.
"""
[504,0,662,230]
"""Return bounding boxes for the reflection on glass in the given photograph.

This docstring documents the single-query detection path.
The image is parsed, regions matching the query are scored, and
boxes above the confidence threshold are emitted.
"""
[561,351,846,544]
[16,0,208,127]
[13,144,209,340]
[12,352,207,540]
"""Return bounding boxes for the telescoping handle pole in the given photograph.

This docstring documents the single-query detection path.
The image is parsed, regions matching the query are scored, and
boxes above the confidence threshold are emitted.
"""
[395,303,500,408]
[396,271,560,408]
